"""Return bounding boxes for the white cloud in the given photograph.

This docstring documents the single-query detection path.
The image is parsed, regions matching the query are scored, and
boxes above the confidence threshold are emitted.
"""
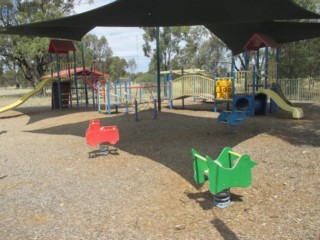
[74,1,150,73]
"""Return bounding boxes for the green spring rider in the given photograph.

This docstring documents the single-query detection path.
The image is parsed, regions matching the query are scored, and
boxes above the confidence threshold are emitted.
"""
[192,147,257,208]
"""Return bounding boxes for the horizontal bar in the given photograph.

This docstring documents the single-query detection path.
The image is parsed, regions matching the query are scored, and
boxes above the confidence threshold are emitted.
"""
[228,151,241,158]
[195,153,206,161]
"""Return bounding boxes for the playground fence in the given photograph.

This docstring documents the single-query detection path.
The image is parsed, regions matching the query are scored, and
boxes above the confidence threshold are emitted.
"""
[279,78,320,102]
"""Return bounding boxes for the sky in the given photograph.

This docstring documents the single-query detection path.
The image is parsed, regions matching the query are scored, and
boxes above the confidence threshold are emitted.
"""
[74,0,150,73]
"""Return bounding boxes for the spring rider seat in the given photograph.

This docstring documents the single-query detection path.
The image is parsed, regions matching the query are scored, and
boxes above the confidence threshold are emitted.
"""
[192,147,257,208]
[86,120,119,157]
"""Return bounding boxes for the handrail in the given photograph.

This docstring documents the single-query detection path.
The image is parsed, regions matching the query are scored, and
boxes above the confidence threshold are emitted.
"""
[171,74,215,101]
[228,151,241,158]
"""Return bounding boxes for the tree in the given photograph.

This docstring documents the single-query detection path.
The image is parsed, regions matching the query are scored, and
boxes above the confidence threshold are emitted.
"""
[80,34,113,72]
[0,0,90,87]
[190,28,227,73]
[171,26,228,74]
[142,26,229,75]
[108,57,128,81]
[127,58,137,75]
[142,26,189,72]
[231,0,320,77]
[278,0,320,79]
[279,39,320,79]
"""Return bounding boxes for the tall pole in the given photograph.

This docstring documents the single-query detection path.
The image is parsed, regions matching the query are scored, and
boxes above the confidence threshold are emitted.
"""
[73,51,79,109]
[81,41,88,108]
[244,49,249,92]
[50,53,55,109]
[276,47,280,84]
[256,48,260,91]
[55,52,62,111]
[156,26,161,112]
[265,46,269,88]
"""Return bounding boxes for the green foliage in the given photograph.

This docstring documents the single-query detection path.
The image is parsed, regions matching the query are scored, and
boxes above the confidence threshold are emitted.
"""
[0,0,86,87]
[133,72,156,85]
[278,0,320,79]
[127,59,137,75]
[293,0,318,12]
[279,39,320,79]
[77,34,114,74]
[142,26,229,75]
[142,26,190,72]
[81,34,113,63]
[174,27,229,73]
[0,66,27,88]
[108,56,128,81]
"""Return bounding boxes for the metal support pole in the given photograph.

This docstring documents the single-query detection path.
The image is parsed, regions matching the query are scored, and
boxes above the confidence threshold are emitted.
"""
[276,47,280,84]
[90,66,95,109]
[50,53,55,110]
[139,87,142,103]
[169,71,173,109]
[107,82,111,115]
[73,51,79,109]
[169,83,173,110]
[81,41,88,107]
[119,80,122,99]
[156,26,161,112]
[114,82,117,103]
[252,65,256,96]
[97,82,101,113]
[66,52,71,79]
[214,78,217,112]
[125,82,129,114]
[256,48,260,91]
[55,52,62,111]
[153,99,157,119]
[231,55,235,111]
[128,77,132,101]
[265,46,269,88]
[66,52,72,109]
[134,100,138,121]
[244,49,249,92]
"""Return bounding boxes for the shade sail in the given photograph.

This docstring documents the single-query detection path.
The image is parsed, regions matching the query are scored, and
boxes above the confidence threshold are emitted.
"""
[1,0,320,54]
[207,21,320,54]
[0,26,93,41]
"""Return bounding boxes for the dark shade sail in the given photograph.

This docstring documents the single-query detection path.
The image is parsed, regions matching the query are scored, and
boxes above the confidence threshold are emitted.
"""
[1,0,320,54]
[207,21,320,54]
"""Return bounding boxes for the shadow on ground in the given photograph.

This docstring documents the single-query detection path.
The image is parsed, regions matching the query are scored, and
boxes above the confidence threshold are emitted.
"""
[22,102,320,187]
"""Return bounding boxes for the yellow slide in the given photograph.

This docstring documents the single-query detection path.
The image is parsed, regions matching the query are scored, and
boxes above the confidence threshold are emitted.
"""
[0,78,52,113]
[257,89,303,119]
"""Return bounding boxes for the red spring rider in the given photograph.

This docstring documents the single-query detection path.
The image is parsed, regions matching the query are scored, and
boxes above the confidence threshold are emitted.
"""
[86,120,119,156]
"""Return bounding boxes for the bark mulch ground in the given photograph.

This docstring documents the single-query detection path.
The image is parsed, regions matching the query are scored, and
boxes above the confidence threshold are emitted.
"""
[0,99,319,239]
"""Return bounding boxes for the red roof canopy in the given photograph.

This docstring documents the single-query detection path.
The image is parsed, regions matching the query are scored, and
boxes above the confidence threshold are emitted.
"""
[48,39,77,53]
[42,67,109,79]
[244,33,280,51]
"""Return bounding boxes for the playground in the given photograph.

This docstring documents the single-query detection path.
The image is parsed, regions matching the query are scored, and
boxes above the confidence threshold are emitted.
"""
[1,0,320,238]
[0,98,319,239]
